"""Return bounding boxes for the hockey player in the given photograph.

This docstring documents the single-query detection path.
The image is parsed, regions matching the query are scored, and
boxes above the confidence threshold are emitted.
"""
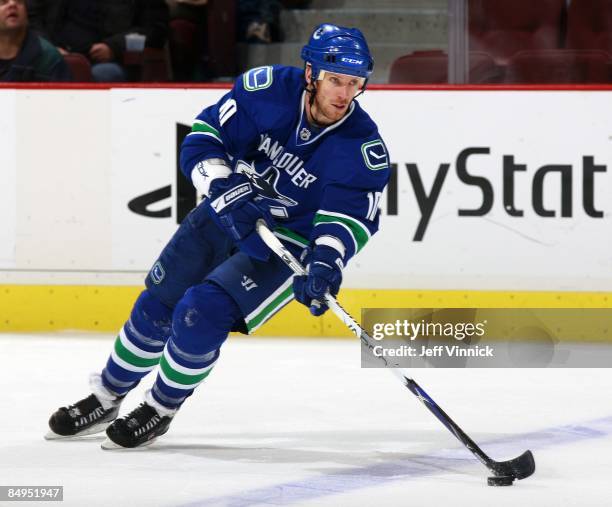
[46,23,390,449]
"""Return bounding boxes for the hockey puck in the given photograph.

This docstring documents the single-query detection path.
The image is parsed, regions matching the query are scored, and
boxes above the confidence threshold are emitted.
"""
[487,476,515,486]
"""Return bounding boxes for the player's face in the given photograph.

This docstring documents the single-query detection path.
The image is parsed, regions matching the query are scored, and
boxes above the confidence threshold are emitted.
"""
[0,0,27,33]
[309,69,363,125]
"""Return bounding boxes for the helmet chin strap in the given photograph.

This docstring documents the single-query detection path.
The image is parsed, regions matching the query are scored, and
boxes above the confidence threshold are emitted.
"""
[302,66,327,127]
[305,79,326,127]
[353,80,368,99]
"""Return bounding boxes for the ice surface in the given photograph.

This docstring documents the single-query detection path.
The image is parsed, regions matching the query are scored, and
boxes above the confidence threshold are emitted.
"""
[1,333,612,507]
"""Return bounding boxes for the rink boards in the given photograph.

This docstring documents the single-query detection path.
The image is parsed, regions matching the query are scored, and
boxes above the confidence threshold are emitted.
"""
[0,84,611,333]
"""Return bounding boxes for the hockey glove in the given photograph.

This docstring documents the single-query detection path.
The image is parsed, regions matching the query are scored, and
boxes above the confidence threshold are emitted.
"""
[293,245,343,316]
[207,173,274,261]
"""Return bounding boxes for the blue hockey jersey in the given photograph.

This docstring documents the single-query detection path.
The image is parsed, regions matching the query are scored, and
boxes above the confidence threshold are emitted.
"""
[180,65,390,264]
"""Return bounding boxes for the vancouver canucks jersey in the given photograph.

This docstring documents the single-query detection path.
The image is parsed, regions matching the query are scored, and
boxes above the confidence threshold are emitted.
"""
[181,65,390,264]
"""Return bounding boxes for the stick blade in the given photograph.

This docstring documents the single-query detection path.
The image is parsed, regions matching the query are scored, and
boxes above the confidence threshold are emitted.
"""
[490,450,535,480]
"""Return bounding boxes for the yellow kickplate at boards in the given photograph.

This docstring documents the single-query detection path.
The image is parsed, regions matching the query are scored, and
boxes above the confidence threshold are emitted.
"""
[0,285,610,336]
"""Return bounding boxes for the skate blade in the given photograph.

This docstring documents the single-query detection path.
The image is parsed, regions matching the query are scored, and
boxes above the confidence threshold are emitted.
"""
[100,437,157,450]
[44,422,111,441]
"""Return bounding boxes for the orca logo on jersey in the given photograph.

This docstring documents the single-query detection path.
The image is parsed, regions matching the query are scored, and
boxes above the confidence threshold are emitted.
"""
[257,134,318,189]
[236,160,298,207]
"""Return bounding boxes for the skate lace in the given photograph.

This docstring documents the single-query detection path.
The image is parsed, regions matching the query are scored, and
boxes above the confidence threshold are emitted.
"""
[67,394,106,427]
[67,394,100,417]
[124,403,162,436]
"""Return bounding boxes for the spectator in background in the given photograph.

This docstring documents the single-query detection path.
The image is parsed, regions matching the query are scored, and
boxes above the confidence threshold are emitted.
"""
[166,0,208,81]
[238,0,281,44]
[0,0,71,81]
[27,0,169,82]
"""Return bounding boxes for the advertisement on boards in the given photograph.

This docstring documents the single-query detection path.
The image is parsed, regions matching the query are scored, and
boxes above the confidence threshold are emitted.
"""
[111,88,612,291]
[110,88,226,270]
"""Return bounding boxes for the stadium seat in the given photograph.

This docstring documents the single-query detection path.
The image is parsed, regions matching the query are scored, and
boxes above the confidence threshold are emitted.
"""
[506,49,611,84]
[167,0,236,80]
[206,0,236,78]
[566,0,612,53]
[141,48,172,82]
[124,48,172,82]
[468,0,566,64]
[168,18,199,81]
[388,50,500,84]
[63,53,93,82]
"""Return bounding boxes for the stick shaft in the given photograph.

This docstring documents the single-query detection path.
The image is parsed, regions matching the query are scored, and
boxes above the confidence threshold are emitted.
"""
[256,221,497,469]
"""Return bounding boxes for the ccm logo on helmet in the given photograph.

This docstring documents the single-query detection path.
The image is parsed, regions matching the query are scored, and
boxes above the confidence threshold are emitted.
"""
[341,57,363,64]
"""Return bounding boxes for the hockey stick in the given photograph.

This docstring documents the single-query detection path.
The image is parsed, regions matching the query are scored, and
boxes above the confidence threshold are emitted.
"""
[256,221,535,485]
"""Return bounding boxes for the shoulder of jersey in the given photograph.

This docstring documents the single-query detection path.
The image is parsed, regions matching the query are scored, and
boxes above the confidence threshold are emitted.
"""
[236,65,302,102]
[343,100,379,139]
[234,65,303,127]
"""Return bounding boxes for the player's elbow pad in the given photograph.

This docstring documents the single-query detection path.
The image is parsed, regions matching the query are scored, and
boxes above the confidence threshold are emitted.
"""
[190,158,232,197]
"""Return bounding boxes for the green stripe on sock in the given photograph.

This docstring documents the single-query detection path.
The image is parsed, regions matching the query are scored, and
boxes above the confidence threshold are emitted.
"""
[114,337,160,368]
[313,213,369,252]
[159,355,213,386]
[247,285,293,332]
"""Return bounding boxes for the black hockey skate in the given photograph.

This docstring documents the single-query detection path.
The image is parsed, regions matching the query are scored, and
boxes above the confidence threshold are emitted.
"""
[46,393,122,439]
[102,402,174,449]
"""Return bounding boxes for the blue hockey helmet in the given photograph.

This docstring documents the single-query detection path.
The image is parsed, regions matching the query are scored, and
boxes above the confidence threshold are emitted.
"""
[301,23,374,83]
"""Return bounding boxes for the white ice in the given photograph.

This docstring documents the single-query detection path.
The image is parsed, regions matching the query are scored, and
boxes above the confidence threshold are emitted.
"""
[1,333,612,507]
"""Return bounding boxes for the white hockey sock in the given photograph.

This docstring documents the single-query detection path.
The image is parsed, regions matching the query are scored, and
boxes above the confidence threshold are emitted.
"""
[144,389,178,418]
[89,373,122,411]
